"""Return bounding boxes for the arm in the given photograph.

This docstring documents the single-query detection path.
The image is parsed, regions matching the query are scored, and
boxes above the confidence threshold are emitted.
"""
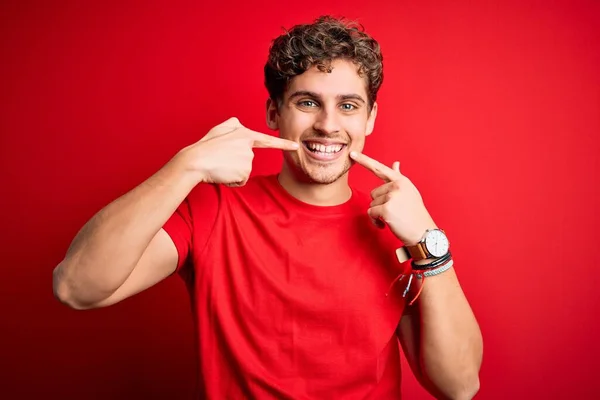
[397,264,483,400]
[52,117,299,310]
[348,151,483,399]
[52,157,198,310]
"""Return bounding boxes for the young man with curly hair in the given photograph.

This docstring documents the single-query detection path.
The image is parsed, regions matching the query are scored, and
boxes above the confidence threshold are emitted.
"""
[53,16,483,399]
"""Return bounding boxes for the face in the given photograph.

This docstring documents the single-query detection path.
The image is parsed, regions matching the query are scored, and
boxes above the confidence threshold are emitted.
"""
[266,59,378,184]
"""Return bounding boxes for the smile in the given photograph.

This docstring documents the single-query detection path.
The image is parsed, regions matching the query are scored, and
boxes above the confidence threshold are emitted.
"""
[302,141,347,161]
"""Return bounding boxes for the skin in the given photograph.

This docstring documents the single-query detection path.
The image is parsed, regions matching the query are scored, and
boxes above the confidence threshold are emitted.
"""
[266,59,376,206]
[53,57,482,399]
[52,120,298,308]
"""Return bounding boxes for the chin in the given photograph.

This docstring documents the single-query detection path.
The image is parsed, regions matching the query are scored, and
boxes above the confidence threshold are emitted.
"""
[295,161,352,185]
[282,146,354,184]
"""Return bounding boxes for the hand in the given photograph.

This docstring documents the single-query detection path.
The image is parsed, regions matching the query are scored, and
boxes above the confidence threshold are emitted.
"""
[176,117,299,186]
[350,151,436,245]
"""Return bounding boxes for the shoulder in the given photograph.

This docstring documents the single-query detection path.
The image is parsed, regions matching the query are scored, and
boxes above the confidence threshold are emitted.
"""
[218,174,277,199]
[187,174,273,198]
[186,174,277,208]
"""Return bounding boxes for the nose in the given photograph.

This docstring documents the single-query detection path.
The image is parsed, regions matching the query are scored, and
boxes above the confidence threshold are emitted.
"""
[313,109,341,135]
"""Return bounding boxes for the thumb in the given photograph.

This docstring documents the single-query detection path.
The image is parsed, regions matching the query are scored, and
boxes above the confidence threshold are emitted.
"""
[372,217,386,229]
[392,161,400,173]
[369,208,386,229]
[200,117,243,142]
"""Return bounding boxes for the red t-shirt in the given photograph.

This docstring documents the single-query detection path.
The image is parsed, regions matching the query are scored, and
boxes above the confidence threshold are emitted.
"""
[163,174,410,399]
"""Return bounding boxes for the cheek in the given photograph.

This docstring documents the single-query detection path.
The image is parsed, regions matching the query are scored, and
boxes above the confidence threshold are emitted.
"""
[279,112,313,139]
[349,135,366,151]
[346,121,369,145]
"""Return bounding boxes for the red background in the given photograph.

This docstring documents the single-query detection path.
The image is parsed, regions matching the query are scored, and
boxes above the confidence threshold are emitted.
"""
[1,1,599,399]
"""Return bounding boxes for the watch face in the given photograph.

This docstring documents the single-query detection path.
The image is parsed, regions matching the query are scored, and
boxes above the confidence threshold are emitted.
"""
[425,229,450,257]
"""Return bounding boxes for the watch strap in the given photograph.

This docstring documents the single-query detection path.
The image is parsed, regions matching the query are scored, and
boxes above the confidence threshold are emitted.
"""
[395,247,410,263]
[406,243,429,261]
[396,243,429,263]
[395,228,449,264]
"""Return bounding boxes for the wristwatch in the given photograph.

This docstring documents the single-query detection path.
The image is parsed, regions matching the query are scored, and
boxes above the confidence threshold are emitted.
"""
[395,228,450,263]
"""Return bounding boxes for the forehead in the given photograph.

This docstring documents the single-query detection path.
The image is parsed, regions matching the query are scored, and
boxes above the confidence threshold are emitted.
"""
[285,59,368,100]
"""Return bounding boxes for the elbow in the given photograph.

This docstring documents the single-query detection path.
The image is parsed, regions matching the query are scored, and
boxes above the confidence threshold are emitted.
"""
[52,263,69,304]
[423,368,480,400]
[450,374,480,400]
[467,376,481,399]
[52,263,91,310]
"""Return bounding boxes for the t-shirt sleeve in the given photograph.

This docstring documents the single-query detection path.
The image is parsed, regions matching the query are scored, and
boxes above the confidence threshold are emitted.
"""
[162,182,221,274]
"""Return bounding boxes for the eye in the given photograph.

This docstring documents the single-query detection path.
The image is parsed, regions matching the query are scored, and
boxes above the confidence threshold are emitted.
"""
[298,100,318,108]
[340,103,356,111]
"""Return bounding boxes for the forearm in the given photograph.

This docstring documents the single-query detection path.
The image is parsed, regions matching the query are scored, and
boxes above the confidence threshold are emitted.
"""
[412,266,483,399]
[53,156,198,305]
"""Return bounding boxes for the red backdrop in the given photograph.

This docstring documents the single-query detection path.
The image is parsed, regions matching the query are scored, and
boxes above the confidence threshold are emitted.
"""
[1,1,599,399]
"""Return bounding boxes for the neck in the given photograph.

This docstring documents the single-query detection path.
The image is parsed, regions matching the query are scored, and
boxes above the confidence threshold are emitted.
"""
[277,163,352,206]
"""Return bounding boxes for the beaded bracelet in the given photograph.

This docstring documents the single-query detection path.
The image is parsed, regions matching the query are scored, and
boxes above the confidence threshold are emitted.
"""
[386,258,455,306]
[406,260,454,305]
[415,259,454,279]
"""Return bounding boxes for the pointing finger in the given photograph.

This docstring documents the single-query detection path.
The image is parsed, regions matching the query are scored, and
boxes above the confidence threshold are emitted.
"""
[251,131,300,151]
[350,151,399,182]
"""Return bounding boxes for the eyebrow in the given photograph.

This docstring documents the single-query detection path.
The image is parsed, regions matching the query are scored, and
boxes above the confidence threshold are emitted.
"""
[287,90,366,104]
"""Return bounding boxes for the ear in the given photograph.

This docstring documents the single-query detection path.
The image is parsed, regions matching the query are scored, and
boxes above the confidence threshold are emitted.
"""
[265,98,279,130]
[365,102,378,136]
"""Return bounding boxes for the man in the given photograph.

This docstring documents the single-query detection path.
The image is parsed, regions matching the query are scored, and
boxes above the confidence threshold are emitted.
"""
[53,15,482,399]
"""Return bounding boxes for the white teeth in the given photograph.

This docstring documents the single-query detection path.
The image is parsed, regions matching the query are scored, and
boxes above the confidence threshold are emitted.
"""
[306,142,344,153]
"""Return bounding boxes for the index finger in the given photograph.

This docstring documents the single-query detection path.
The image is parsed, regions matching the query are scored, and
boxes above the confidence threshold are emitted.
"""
[251,131,300,151]
[350,151,398,182]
